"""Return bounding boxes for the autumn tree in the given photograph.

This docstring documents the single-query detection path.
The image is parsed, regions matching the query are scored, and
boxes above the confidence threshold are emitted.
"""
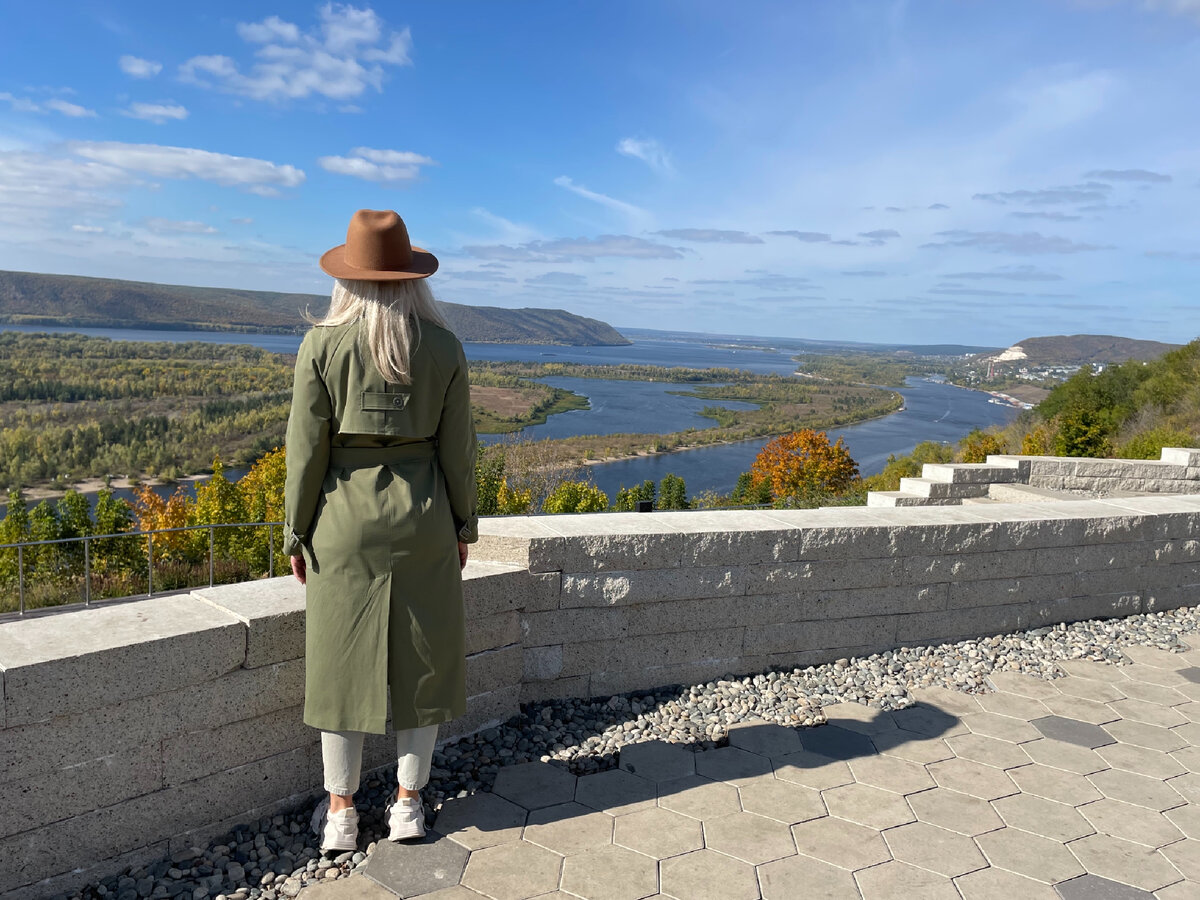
[957,429,1008,464]
[749,429,859,506]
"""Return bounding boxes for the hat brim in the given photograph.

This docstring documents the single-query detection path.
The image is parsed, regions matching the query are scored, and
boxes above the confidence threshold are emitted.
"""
[319,244,439,281]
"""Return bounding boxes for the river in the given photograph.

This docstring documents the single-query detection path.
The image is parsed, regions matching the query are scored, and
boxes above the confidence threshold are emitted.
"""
[0,324,1019,505]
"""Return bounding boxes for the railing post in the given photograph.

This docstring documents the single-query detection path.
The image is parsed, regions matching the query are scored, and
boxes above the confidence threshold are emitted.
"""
[18,544,25,615]
[268,523,275,579]
[147,533,154,597]
[83,538,91,606]
[209,526,215,587]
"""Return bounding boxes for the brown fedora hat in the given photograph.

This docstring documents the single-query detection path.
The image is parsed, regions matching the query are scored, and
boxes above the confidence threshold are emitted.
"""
[319,209,439,280]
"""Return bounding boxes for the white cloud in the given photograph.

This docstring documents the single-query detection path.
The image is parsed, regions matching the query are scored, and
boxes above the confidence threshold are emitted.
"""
[1084,168,1172,182]
[121,102,189,123]
[1143,0,1200,22]
[181,4,413,103]
[921,230,1110,254]
[553,175,648,220]
[765,230,832,242]
[0,92,41,113]
[974,183,1111,205]
[43,99,96,118]
[119,55,162,78]
[945,265,1063,281]
[616,137,674,174]
[0,150,129,224]
[145,217,219,234]
[317,146,435,182]
[69,141,305,191]
[230,217,254,225]
[526,271,586,286]
[463,234,683,262]
[654,228,763,244]
[70,224,104,233]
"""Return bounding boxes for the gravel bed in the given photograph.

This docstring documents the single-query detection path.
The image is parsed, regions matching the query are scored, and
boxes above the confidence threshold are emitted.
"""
[59,604,1199,900]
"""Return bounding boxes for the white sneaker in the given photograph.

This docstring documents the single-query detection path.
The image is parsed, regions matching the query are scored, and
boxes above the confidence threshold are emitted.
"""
[311,797,358,852]
[386,796,426,841]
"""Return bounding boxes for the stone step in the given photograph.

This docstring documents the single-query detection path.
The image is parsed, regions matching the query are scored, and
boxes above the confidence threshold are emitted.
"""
[898,477,990,499]
[920,462,1021,485]
[987,483,1078,503]
[866,491,962,507]
[1162,447,1200,467]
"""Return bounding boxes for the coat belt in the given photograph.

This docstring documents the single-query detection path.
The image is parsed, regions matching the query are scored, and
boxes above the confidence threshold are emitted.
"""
[328,443,436,469]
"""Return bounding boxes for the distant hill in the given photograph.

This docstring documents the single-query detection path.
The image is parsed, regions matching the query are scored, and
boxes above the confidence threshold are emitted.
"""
[975,334,1180,368]
[0,270,630,346]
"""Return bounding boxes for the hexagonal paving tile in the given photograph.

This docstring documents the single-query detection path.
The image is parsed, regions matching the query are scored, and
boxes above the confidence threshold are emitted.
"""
[847,753,935,794]
[1055,677,1127,704]
[907,787,1005,836]
[1173,722,1200,746]
[822,701,904,739]
[1009,763,1103,806]
[1089,768,1188,811]
[1109,699,1189,728]
[612,806,703,860]
[491,761,577,811]
[1122,646,1189,669]
[821,782,915,829]
[1175,682,1200,703]
[976,691,1051,721]
[889,703,969,739]
[738,777,825,824]
[1077,798,1185,848]
[460,841,563,900]
[1054,873,1158,900]
[959,711,1042,743]
[1168,772,1200,803]
[882,820,987,877]
[909,685,985,717]
[757,853,859,900]
[854,860,961,899]
[772,749,855,790]
[790,816,891,870]
[1156,879,1200,900]
[1097,742,1186,779]
[1174,702,1200,724]
[953,866,1059,899]
[694,746,774,784]
[1118,680,1188,707]
[946,733,1032,769]
[1021,737,1108,775]
[1122,664,1187,687]
[975,826,1086,883]
[1041,694,1123,726]
[1180,667,1200,684]
[798,724,877,760]
[726,720,802,758]
[1030,715,1116,748]
[618,740,696,783]
[1174,746,1200,773]
[657,775,741,821]
[1160,837,1200,882]
[871,732,956,764]
[1104,719,1189,753]
[991,792,1094,842]
[1060,660,1129,683]
[560,845,657,900]
[1166,804,1200,839]
[927,758,1019,801]
[574,768,657,816]
[434,791,528,850]
[1067,833,1183,892]
[987,671,1062,700]
[361,835,470,898]
[522,802,614,855]
[659,848,759,900]
[704,810,797,865]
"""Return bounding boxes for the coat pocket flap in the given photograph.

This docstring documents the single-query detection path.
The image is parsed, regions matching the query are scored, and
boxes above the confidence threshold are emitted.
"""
[361,391,410,411]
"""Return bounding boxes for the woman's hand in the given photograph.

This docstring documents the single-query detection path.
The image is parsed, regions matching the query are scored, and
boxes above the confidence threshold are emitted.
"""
[458,541,468,571]
[291,554,306,585]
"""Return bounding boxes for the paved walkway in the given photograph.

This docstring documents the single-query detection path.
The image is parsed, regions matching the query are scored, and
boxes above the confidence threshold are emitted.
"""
[303,646,1200,899]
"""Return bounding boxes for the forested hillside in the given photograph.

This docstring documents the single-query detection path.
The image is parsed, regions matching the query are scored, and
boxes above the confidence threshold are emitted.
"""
[0,270,630,345]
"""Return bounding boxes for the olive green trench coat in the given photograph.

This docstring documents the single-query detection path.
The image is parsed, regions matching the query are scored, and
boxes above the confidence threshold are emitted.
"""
[283,318,478,734]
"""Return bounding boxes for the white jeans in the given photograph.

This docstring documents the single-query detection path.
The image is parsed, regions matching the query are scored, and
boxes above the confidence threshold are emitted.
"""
[321,725,438,795]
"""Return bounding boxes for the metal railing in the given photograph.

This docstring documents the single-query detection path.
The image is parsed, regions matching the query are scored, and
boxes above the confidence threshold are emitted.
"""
[0,521,283,615]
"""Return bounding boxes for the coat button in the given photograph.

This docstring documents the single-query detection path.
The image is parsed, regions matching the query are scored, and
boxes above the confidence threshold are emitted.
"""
[393,397,404,408]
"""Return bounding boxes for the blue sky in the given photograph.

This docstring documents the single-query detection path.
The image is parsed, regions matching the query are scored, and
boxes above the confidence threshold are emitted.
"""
[1,1,1198,347]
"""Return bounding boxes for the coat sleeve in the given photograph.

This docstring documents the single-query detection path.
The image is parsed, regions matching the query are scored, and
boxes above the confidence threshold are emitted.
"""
[436,340,479,543]
[283,334,333,556]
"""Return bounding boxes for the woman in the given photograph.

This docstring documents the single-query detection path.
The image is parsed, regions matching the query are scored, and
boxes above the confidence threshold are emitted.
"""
[283,209,477,853]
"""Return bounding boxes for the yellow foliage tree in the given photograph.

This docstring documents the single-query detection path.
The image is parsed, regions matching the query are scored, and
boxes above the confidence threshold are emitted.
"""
[749,429,859,505]
[958,429,1008,463]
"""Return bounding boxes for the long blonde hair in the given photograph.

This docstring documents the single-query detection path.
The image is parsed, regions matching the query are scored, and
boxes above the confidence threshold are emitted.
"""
[309,278,448,384]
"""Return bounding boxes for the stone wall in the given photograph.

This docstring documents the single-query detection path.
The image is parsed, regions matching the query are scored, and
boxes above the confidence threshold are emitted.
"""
[2,454,1200,897]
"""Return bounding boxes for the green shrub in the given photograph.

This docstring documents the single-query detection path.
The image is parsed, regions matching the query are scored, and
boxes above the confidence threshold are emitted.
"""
[542,480,609,514]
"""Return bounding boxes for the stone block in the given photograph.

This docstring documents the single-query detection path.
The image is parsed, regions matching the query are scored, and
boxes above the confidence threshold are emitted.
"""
[162,703,313,785]
[466,610,520,655]
[781,583,948,621]
[899,477,989,499]
[164,783,317,860]
[474,515,560,567]
[193,576,305,668]
[519,674,591,705]
[531,529,685,574]
[895,602,1034,645]
[789,523,892,560]
[524,571,562,612]
[521,606,633,646]
[523,644,563,681]
[588,657,748,696]
[0,594,245,726]
[466,644,522,697]
[1145,583,1200,612]
[0,839,168,900]
[744,557,901,595]
[1,740,163,840]
[1162,448,1200,466]
[945,573,1073,609]
[560,565,744,608]
[679,526,797,568]
[0,657,304,786]
[440,683,523,742]
[743,614,895,657]
[903,549,1040,584]
[463,563,542,618]
[560,628,745,679]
